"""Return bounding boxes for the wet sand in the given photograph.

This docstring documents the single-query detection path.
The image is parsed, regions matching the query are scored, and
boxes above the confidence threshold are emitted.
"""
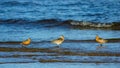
[0,40,120,64]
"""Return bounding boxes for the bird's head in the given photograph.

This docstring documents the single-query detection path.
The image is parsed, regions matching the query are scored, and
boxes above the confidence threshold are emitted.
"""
[60,35,64,39]
[28,38,31,41]
[96,34,99,39]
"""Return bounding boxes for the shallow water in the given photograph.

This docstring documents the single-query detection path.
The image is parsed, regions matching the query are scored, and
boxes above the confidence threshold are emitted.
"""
[0,13,120,67]
[0,63,120,68]
[0,0,120,68]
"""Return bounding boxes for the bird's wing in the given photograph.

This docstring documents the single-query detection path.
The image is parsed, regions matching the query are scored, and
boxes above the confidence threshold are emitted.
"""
[57,38,63,40]
[51,37,63,43]
[98,37,103,40]
[98,38,108,43]
[51,38,61,43]
[104,39,108,42]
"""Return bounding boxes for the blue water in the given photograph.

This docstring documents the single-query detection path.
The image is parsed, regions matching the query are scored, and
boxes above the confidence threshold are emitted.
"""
[0,0,120,41]
[0,0,120,67]
[0,0,120,22]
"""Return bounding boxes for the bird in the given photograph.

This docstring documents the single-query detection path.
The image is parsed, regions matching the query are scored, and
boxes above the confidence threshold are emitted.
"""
[51,35,64,47]
[95,35,107,46]
[21,38,31,47]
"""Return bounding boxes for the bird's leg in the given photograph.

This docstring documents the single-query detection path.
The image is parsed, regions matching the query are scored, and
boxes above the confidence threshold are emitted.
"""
[22,45,27,48]
[58,45,60,48]
[100,44,102,47]
[54,45,60,48]
[97,44,102,49]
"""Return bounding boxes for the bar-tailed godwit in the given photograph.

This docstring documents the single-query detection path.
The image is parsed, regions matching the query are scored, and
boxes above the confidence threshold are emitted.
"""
[51,35,64,47]
[95,35,107,46]
[21,38,31,47]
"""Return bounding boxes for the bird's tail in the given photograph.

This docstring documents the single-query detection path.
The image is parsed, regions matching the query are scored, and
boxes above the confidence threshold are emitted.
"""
[20,42,23,45]
[51,40,55,44]
[104,39,108,43]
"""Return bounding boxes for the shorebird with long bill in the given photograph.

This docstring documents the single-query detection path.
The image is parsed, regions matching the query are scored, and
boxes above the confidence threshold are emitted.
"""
[51,35,64,47]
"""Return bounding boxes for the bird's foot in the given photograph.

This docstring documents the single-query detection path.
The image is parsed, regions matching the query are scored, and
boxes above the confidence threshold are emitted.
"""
[54,46,60,48]
[100,44,103,47]
[21,45,27,48]
[96,45,106,50]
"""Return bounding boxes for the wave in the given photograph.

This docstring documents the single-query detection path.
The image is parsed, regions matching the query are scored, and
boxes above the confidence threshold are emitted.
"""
[0,18,120,30]
[69,20,120,30]
[0,19,29,24]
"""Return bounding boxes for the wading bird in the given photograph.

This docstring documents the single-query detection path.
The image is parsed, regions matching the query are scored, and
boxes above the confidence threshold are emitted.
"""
[21,38,31,47]
[51,35,64,47]
[95,35,107,46]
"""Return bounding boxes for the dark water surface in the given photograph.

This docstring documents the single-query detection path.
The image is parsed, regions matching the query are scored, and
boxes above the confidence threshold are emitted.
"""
[0,0,120,66]
[0,0,120,22]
